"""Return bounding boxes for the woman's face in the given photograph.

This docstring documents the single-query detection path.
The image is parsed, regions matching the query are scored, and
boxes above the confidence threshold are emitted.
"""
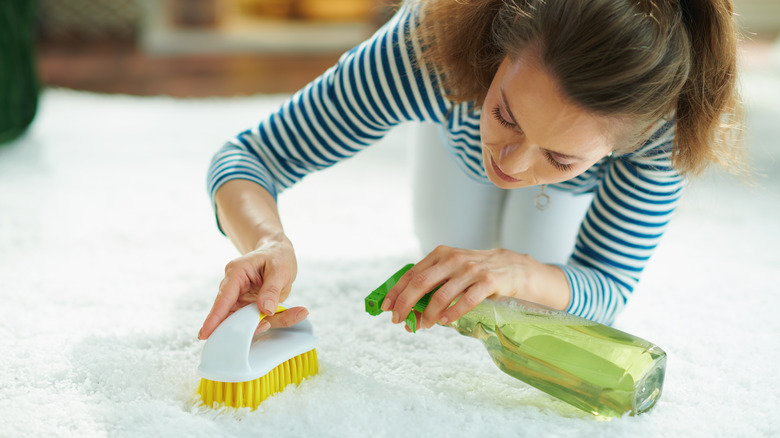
[480,53,616,189]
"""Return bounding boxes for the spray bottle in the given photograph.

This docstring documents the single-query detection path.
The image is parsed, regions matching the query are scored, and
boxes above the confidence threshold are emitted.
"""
[365,264,666,417]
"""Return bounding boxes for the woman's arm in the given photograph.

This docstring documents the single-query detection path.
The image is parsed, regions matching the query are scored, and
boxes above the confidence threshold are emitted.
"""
[215,179,287,255]
[383,247,572,330]
[206,3,448,212]
[198,180,304,340]
[383,119,684,329]
[201,4,447,337]
[380,247,571,330]
[557,119,684,324]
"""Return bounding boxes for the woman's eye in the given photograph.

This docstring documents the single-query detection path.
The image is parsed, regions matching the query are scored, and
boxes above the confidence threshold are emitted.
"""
[491,105,516,130]
[544,152,574,172]
[490,103,571,172]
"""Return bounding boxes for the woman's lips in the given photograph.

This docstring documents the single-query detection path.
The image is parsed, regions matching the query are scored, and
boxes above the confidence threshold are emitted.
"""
[490,156,522,183]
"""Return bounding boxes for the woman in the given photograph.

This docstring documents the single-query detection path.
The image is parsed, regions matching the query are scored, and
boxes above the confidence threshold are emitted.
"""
[197,0,744,340]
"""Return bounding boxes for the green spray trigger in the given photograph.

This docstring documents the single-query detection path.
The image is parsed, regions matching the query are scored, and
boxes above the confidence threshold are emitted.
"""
[364,264,436,333]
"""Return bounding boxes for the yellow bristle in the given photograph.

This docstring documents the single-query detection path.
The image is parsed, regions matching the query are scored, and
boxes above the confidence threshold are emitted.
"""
[292,355,301,383]
[197,348,318,410]
[250,377,259,407]
[224,381,232,406]
[262,373,270,401]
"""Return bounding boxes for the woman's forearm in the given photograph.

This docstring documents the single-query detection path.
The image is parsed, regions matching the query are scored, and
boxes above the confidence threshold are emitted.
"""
[521,256,572,311]
[464,250,572,311]
[200,179,301,339]
[214,179,289,255]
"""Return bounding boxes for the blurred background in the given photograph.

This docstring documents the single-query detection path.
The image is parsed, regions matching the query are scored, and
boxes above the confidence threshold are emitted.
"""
[32,0,780,98]
[35,0,395,96]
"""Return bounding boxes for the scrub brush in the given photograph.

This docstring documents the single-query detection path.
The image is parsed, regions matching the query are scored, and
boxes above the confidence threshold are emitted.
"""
[197,304,318,409]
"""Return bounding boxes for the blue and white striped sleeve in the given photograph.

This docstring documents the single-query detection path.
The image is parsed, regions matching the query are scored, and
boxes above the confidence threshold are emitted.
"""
[206,4,448,211]
[559,120,684,325]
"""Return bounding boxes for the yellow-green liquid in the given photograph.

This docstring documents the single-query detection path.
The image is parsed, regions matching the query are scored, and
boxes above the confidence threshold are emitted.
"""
[448,300,666,417]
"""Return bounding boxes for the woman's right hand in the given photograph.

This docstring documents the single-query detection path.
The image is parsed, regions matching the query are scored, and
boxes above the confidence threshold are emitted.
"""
[197,235,307,340]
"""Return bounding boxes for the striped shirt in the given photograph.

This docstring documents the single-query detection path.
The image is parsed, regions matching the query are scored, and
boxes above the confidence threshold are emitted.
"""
[207,4,684,325]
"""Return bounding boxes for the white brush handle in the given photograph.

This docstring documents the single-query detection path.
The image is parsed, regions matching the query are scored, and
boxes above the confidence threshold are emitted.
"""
[199,304,268,379]
[198,303,316,382]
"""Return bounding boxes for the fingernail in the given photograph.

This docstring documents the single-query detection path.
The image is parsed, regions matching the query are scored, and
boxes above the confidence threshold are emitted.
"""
[297,308,309,319]
[255,320,271,335]
[197,329,203,340]
[392,312,400,324]
[381,299,390,311]
[263,299,275,315]
[439,316,449,325]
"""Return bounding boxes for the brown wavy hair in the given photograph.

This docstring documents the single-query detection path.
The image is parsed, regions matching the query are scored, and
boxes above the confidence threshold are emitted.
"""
[408,0,745,176]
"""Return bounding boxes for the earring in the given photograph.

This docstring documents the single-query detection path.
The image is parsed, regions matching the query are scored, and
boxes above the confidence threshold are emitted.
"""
[534,184,550,211]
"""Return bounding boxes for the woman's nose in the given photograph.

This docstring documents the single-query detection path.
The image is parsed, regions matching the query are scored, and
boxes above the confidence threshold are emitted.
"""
[498,142,532,174]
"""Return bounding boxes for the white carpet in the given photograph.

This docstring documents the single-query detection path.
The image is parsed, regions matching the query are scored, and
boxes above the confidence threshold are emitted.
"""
[1,70,778,437]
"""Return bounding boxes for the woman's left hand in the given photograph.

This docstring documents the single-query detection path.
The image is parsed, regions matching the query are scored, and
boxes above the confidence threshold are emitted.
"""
[380,245,567,330]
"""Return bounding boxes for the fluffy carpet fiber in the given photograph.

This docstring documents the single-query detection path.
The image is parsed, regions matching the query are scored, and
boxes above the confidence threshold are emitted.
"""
[1,80,778,437]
